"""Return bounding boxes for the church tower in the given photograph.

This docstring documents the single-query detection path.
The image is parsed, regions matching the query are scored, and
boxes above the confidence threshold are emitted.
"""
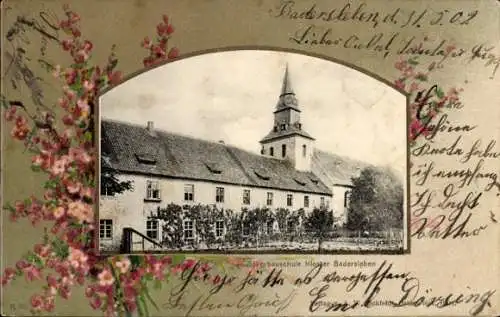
[260,64,315,172]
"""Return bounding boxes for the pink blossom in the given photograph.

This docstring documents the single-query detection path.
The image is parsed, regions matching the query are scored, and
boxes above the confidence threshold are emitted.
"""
[83,80,94,92]
[62,39,74,51]
[66,180,82,194]
[142,36,151,48]
[53,206,66,219]
[4,106,17,121]
[394,79,405,90]
[65,68,77,85]
[23,265,42,281]
[31,294,44,311]
[90,296,102,309]
[34,243,51,258]
[409,82,419,93]
[67,200,93,223]
[51,157,70,176]
[98,269,115,286]
[64,87,76,100]
[69,147,92,164]
[115,258,131,274]
[445,45,456,53]
[394,60,408,71]
[77,99,90,118]
[75,50,89,63]
[68,247,88,269]
[83,40,93,52]
[85,286,95,298]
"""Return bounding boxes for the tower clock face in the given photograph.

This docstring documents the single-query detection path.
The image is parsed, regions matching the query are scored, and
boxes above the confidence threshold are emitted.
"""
[283,95,297,106]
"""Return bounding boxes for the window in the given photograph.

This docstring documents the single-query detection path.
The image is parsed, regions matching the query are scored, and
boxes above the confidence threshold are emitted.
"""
[287,194,293,207]
[280,124,286,131]
[184,184,194,201]
[215,220,224,238]
[287,219,295,233]
[320,197,325,208]
[302,144,307,157]
[242,222,250,236]
[267,220,274,235]
[146,220,159,240]
[304,195,309,208]
[282,144,286,157]
[243,189,251,205]
[101,183,115,197]
[146,180,160,200]
[266,192,273,206]
[99,219,112,239]
[215,187,225,203]
[183,220,194,241]
[345,191,351,208]
[270,147,274,156]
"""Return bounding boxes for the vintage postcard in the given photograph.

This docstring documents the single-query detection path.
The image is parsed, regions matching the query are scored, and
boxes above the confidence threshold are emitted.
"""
[1,0,499,316]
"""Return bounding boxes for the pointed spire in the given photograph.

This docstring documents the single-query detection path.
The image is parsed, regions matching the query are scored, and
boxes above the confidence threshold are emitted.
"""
[280,63,294,96]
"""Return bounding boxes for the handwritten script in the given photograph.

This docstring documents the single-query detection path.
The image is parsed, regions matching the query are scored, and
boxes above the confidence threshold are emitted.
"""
[161,260,496,316]
[408,84,499,240]
[269,0,499,78]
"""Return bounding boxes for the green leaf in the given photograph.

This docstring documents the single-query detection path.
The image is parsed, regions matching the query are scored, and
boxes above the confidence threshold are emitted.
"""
[83,131,93,142]
[408,58,419,66]
[136,296,146,317]
[435,87,444,98]
[3,203,15,212]
[26,251,43,267]
[51,238,69,259]
[31,165,42,172]
[171,254,185,265]
[129,255,142,268]
[44,180,58,189]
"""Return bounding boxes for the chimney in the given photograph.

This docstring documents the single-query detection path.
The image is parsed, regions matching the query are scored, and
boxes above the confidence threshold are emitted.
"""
[146,121,156,136]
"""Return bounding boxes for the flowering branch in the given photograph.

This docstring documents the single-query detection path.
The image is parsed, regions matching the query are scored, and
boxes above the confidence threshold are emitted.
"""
[1,5,183,317]
[393,52,464,147]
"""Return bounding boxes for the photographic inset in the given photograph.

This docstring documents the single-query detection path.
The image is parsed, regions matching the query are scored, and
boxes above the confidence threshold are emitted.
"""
[98,50,408,254]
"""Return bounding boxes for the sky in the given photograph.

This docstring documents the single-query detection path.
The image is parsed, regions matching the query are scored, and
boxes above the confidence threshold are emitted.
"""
[100,50,407,178]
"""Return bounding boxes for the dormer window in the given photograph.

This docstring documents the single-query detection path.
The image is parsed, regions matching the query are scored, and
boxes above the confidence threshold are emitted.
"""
[135,153,157,165]
[205,162,222,174]
[280,124,286,131]
[254,168,270,180]
[293,177,306,186]
[309,176,319,184]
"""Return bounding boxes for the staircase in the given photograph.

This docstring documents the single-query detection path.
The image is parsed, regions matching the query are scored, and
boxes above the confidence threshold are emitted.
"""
[120,227,163,253]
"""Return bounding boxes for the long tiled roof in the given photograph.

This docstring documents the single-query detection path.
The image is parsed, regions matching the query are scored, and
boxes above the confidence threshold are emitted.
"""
[311,149,371,187]
[101,119,332,196]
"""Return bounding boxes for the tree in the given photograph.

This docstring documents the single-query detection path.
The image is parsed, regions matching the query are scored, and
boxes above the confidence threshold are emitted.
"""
[304,207,334,251]
[100,155,133,196]
[347,166,404,232]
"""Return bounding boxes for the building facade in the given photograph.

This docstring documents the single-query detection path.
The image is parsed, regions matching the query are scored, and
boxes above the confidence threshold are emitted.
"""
[99,66,368,251]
